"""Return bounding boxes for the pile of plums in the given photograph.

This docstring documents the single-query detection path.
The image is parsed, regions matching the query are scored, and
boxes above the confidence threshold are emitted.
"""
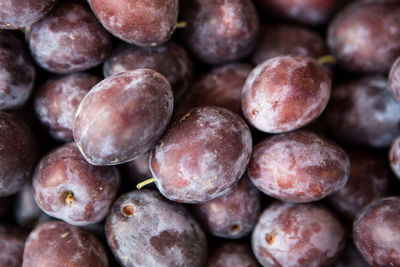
[1,0,400,266]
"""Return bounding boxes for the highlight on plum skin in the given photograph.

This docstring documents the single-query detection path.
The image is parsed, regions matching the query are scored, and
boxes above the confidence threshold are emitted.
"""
[26,1,112,74]
[87,0,179,47]
[23,220,109,267]
[73,69,174,166]
[32,142,120,226]
[0,30,36,111]
[248,130,350,203]
[34,73,101,142]
[353,197,400,267]
[252,202,345,267]
[105,190,208,267]
[241,55,331,134]
[150,106,253,203]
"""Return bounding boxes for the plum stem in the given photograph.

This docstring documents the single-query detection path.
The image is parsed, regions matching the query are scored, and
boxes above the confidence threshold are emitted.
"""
[176,21,187,29]
[64,191,74,206]
[137,178,156,189]
[318,55,336,65]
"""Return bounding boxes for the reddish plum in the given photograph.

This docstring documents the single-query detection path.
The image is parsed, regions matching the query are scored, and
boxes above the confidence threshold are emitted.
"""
[150,106,252,203]
[26,2,112,73]
[73,69,173,166]
[88,0,178,46]
[106,190,208,267]
[252,202,345,267]
[34,73,101,142]
[242,55,331,133]
[33,142,120,225]
[248,131,350,203]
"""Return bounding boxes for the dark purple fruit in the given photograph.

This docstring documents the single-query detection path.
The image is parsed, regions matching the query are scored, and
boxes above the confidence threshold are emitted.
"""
[389,56,400,103]
[73,69,173,166]
[106,190,208,267]
[0,30,35,110]
[353,197,400,266]
[207,242,259,267]
[33,142,120,225]
[324,75,400,148]
[328,150,391,221]
[193,177,261,239]
[248,131,350,203]
[34,73,101,142]
[0,112,38,196]
[150,106,252,203]
[256,0,342,25]
[242,55,331,133]
[175,63,252,117]
[0,0,56,29]
[180,0,259,64]
[88,0,178,46]
[0,226,26,267]
[252,202,345,267]
[26,1,112,74]
[328,0,400,73]
[251,23,327,65]
[103,41,193,101]
[23,220,108,267]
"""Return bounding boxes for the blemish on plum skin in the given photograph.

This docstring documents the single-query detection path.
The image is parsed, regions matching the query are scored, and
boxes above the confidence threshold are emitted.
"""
[122,205,134,217]
[266,233,275,244]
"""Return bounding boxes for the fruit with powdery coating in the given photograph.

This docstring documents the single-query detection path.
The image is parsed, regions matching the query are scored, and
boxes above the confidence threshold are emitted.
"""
[206,242,259,267]
[251,23,327,65]
[103,41,193,101]
[180,0,259,65]
[33,142,120,226]
[389,56,400,103]
[242,55,331,133]
[175,63,252,117]
[74,69,173,166]
[23,220,108,267]
[26,1,112,74]
[193,177,261,239]
[0,112,38,196]
[34,73,101,142]
[328,150,391,221]
[353,197,400,266]
[150,106,252,203]
[0,0,56,29]
[0,226,26,267]
[328,0,400,73]
[106,190,207,267]
[324,75,400,148]
[0,30,36,110]
[252,202,345,267]
[248,130,350,203]
[88,0,178,46]
[389,135,400,180]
